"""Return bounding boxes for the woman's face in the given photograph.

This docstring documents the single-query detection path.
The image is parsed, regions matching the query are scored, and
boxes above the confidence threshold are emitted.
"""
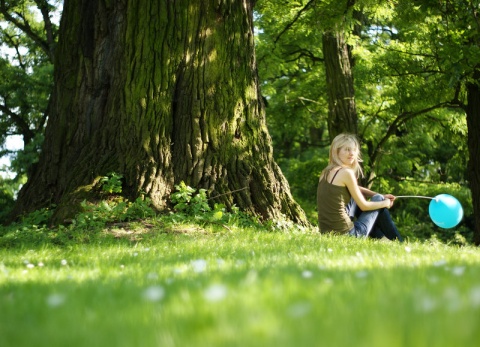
[338,142,358,166]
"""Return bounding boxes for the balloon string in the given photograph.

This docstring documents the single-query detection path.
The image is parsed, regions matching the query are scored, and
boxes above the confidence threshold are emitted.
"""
[396,195,435,200]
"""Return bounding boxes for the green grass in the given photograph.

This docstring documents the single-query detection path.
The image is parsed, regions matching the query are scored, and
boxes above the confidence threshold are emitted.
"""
[1,220,480,347]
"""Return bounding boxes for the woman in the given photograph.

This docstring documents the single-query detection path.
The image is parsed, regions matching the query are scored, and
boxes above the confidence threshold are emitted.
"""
[317,133,403,241]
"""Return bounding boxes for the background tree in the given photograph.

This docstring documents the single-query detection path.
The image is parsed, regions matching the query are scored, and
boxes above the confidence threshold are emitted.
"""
[0,0,59,162]
[10,0,308,225]
[321,0,359,138]
[0,0,60,217]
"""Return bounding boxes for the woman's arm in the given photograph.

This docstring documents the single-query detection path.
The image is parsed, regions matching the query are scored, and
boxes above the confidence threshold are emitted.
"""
[359,186,396,206]
[359,186,376,198]
[341,170,392,211]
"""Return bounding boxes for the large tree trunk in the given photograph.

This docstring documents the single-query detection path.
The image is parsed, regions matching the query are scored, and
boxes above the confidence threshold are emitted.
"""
[466,68,480,245]
[11,0,308,225]
[322,29,358,139]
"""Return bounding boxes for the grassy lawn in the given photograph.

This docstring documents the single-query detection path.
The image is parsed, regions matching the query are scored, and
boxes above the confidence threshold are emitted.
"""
[1,220,480,347]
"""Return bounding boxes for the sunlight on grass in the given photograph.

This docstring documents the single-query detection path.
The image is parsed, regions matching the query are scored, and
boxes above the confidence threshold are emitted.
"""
[1,227,480,347]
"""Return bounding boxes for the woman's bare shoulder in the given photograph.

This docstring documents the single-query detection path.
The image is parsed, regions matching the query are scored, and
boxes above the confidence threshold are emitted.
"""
[339,167,355,176]
[328,167,355,186]
[338,168,356,182]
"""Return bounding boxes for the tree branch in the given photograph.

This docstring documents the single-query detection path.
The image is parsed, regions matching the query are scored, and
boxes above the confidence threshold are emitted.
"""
[0,103,34,144]
[35,0,57,59]
[369,102,461,171]
[273,0,316,44]
[284,47,324,63]
[372,40,437,59]
[0,0,53,61]
[2,32,27,70]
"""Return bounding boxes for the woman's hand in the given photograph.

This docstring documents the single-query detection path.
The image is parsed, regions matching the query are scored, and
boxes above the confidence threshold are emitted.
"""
[383,194,396,208]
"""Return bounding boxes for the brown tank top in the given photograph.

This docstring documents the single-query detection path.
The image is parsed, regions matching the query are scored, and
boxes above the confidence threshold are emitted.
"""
[317,170,354,234]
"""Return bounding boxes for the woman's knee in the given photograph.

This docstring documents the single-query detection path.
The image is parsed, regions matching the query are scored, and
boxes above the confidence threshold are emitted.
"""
[371,194,384,202]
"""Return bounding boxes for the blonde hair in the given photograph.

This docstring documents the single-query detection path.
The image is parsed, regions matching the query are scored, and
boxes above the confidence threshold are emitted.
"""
[320,133,364,180]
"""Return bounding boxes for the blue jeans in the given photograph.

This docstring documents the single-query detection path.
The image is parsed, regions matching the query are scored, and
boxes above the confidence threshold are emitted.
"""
[347,194,403,241]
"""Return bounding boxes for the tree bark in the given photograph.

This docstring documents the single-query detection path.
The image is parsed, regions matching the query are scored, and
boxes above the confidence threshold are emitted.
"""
[322,29,357,140]
[11,0,308,225]
[466,68,480,245]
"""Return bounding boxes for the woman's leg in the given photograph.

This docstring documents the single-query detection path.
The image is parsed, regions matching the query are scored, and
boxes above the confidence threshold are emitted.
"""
[346,198,360,220]
[346,199,373,237]
[369,226,386,239]
[374,206,403,241]
[350,194,403,241]
[350,207,380,238]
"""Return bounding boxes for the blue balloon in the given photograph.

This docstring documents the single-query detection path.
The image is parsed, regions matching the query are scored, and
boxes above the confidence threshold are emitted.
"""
[428,194,463,229]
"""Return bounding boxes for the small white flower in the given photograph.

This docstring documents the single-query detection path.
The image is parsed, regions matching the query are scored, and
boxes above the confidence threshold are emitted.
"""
[133,252,139,257]
[433,259,447,267]
[60,259,68,266]
[451,266,465,276]
[191,259,207,273]
[143,286,165,302]
[26,263,35,269]
[327,248,333,253]
[302,270,313,279]
[203,284,227,302]
[47,294,66,307]
[404,246,412,253]
[38,262,45,267]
